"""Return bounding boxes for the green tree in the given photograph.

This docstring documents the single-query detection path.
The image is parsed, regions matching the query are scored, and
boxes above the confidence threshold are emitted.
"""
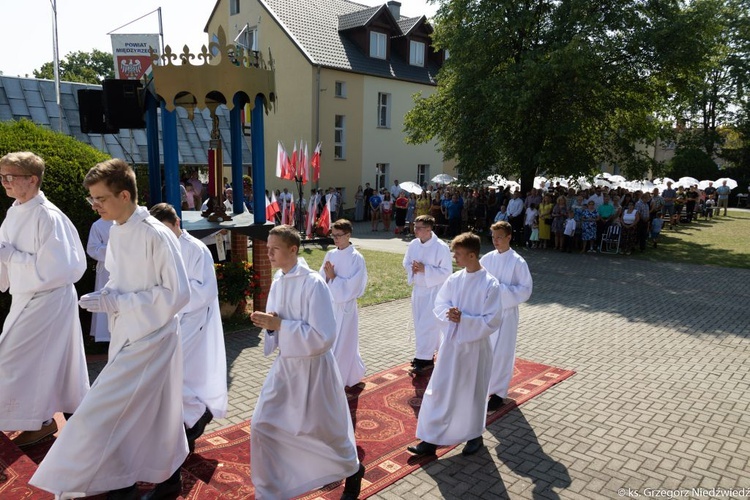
[404,0,714,191]
[33,49,114,84]
[663,0,750,158]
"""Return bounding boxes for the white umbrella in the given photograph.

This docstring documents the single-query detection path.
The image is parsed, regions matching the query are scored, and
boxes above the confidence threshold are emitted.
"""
[698,180,714,190]
[594,176,612,187]
[398,181,423,195]
[570,177,591,190]
[548,177,569,188]
[677,176,700,188]
[653,177,675,186]
[431,173,457,185]
[608,175,627,186]
[714,177,738,190]
[533,176,548,189]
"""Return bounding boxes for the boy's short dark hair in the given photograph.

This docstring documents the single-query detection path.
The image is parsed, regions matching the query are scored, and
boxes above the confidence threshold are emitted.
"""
[84,158,138,202]
[450,232,481,256]
[414,215,435,228]
[269,224,301,251]
[490,220,512,235]
[149,203,179,225]
[332,219,353,234]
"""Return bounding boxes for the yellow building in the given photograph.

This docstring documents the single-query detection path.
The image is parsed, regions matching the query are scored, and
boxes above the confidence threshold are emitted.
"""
[205,0,446,207]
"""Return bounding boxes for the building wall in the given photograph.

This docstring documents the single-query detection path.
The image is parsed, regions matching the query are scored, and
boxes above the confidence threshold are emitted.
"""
[361,77,441,188]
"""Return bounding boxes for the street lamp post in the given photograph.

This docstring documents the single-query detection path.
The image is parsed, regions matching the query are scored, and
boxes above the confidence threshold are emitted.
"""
[50,0,62,131]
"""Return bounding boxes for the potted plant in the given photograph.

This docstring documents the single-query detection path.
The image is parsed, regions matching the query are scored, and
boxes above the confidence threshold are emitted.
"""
[215,260,260,318]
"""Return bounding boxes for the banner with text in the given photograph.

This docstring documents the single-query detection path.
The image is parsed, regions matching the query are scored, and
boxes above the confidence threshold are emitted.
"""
[111,34,160,80]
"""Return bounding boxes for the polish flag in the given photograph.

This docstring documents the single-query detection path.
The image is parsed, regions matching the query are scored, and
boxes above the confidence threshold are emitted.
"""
[276,142,288,179]
[306,195,318,238]
[317,194,332,236]
[311,142,322,182]
[300,141,309,185]
[289,141,298,179]
[265,192,280,220]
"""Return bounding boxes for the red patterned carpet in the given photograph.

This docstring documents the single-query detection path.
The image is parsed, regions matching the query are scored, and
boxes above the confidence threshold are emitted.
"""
[185,357,574,499]
[1,358,573,499]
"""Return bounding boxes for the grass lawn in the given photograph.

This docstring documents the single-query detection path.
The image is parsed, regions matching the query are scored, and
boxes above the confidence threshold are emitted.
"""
[632,209,750,269]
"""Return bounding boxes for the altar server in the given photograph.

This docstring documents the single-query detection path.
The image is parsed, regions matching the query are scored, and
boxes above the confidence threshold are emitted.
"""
[150,203,228,451]
[86,216,113,342]
[479,221,533,411]
[31,158,190,499]
[319,219,368,387]
[402,214,453,373]
[408,232,502,457]
[0,151,89,446]
[250,225,364,500]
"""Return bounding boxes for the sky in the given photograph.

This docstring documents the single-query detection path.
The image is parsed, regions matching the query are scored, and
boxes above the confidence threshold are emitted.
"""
[0,0,439,78]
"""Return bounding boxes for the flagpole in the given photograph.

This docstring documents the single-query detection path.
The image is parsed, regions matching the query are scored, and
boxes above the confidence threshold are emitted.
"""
[50,0,62,132]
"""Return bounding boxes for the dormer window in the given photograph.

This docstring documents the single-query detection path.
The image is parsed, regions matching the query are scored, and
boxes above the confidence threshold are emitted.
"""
[409,40,425,66]
[370,31,387,59]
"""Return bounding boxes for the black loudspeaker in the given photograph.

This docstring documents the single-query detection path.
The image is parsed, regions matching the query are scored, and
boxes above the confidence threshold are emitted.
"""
[78,89,118,134]
[102,79,145,129]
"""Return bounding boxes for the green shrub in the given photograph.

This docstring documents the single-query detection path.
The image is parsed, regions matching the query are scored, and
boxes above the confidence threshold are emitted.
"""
[0,119,111,331]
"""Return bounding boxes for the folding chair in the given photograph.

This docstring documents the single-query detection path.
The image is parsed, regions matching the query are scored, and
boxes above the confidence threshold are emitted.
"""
[599,224,621,254]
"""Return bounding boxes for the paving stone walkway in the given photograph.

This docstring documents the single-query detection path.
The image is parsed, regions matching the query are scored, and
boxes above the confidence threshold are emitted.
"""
[99,214,750,499]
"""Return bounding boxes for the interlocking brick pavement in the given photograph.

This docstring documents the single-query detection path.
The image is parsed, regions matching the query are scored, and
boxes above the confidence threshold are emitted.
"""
[91,215,750,499]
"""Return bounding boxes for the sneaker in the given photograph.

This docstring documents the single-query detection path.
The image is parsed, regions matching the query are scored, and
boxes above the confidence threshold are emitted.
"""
[12,419,58,447]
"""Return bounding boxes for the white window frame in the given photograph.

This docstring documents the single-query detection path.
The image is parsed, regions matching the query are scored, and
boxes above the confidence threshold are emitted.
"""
[334,115,346,159]
[230,0,240,16]
[377,92,391,128]
[335,81,347,98]
[417,164,430,186]
[376,163,389,191]
[370,31,387,59]
[410,40,425,67]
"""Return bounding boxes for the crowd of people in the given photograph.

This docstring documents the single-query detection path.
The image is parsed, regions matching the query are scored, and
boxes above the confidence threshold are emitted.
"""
[350,178,736,256]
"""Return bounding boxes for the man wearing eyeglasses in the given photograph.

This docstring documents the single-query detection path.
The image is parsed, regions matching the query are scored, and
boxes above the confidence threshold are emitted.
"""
[319,219,368,387]
[0,152,89,447]
[31,159,191,500]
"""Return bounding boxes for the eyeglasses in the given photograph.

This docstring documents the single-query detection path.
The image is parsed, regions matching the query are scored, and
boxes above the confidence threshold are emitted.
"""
[0,173,32,183]
[331,232,348,239]
[413,225,430,231]
[86,195,112,207]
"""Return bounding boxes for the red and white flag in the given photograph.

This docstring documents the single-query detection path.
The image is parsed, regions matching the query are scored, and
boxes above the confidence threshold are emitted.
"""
[265,192,280,221]
[300,141,309,185]
[318,193,332,235]
[306,194,318,238]
[276,141,288,179]
[289,141,298,179]
[311,141,322,182]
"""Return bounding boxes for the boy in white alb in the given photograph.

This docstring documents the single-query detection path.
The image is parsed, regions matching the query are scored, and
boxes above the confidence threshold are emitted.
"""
[319,219,368,387]
[150,203,229,451]
[479,221,533,411]
[402,215,453,373]
[31,159,191,500]
[87,216,114,342]
[0,152,89,447]
[250,225,364,500]
[408,232,502,457]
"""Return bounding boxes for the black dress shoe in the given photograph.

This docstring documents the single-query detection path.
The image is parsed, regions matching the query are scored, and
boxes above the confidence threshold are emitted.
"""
[141,470,181,500]
[487,394,504,412]
[406,441,437,456]
[107,484,138,500]
[462,436,484,456]
[340,463,365,500]
[186,408,213,452]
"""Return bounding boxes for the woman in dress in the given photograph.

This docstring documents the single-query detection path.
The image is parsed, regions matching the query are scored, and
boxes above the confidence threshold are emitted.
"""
[550,196,567,251]
[354,185,365,221]
[580,201,598,253]
[619,201,640,255]
[538,194,554,249]
[416,191,431,218]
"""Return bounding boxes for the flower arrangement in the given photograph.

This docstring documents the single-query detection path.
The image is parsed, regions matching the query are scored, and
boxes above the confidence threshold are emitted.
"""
[215,260,261,304]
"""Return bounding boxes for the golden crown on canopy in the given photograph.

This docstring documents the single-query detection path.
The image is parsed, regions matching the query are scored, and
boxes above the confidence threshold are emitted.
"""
[149,26,276,119]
